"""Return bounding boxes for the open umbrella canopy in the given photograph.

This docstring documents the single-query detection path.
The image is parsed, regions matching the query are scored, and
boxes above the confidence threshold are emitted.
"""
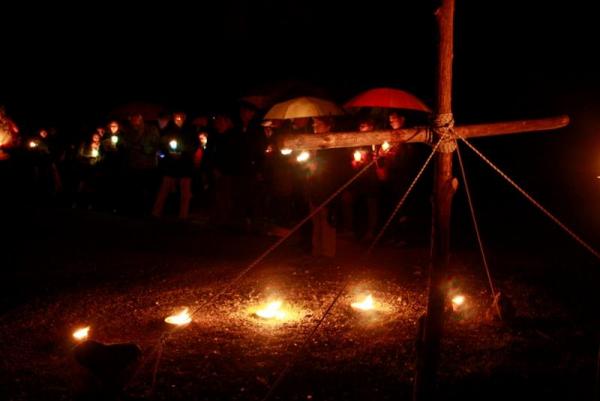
[264,96,344,120]
[344,87,431,113]
[111,102,167,121]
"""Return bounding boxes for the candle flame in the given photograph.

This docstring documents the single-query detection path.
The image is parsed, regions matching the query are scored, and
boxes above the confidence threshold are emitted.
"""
[451,295,465,312]
[381,141,391,152]
[91,149,99,158]
[169,139,178,150]
[353,150,363,162]
[280,148,292,155]
[165,307,192,325]
[351,294,375,311]
[255,300,286,320]
[29,141,38,148]
[296,151,310,163]
[111,135,119,144]
[73,326,90,341]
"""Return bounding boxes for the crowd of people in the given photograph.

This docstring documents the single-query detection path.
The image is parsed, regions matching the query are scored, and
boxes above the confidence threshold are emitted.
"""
[0,102,425,257]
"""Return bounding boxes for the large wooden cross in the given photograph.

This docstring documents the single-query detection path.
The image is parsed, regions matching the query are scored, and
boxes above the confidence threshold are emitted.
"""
[279,1,569,400]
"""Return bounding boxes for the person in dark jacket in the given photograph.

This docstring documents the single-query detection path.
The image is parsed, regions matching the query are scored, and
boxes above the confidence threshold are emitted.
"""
[234,102,266,232]
[124,113,160,215]
[74,132,103,209]
[152,112,196,219]
[304,116,351,257]
[100,120,127,212]
[25,128,62,202]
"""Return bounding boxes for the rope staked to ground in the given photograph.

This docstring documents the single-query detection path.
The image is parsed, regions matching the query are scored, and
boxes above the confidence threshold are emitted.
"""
[146,157,378,393]
[260,135,447,401]
[455,142,497,297]
[367,134,447,256]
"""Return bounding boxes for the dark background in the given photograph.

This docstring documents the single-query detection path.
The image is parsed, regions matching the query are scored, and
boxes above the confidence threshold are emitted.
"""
[1,5,599,398]
[2,0,599,247]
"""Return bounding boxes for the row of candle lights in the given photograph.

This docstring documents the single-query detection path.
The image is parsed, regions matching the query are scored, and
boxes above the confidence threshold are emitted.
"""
[71,293,467,342]
[279,141,392,165]
[30,135,386,164]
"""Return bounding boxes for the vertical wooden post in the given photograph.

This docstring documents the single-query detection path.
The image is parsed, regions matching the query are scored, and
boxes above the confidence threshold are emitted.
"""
[413,1,457,400]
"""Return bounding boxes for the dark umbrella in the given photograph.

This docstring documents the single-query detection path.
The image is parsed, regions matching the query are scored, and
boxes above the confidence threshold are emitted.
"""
[111,102,166,121]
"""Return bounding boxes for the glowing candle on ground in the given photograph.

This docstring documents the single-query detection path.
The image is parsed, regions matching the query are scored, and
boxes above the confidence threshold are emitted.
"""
[73,326,90,341]
[351,294,375,311]
[451,295,466,312]
[165,307,192,326]
[255,300,286,320]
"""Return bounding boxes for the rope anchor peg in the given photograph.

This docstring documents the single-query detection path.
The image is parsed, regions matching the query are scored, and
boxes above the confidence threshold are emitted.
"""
[486,291,516,322]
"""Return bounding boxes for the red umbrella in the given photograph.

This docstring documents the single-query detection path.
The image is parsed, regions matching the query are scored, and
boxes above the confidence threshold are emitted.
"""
[344,87,431,112]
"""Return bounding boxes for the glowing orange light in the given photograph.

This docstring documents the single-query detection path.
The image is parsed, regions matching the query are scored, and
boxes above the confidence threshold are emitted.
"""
[169,140,178,151]
[280,148,292,155]
[296,151,310,163]
[381,141,391,152]
[165,307,192,326]
[353,150,363,162]
[111,135,119,145]
[351,294,375,311]
[91,149,99,158]
[72,326,90,341]
[255,300,286,320]
[29,141,38,148]
[451,295,465,312]
[248,298,304,324]
[265,145,273,154]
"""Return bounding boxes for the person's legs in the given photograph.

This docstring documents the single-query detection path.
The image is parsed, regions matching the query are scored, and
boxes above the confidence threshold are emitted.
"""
[311,206,323,257]
[179,177,192,220]
[152,176,174,217]
[311,206,336,257]
[340,190,354,236]
[321,206,336,257]
[364,195,378,241]
[213,174,233,226]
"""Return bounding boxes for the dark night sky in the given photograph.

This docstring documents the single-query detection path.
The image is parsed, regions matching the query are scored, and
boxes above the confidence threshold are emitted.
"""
[2,0,599,243]
[3,1,598,122]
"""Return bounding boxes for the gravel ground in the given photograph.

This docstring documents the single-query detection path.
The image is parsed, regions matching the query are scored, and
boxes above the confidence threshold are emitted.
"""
[0,209,597,400]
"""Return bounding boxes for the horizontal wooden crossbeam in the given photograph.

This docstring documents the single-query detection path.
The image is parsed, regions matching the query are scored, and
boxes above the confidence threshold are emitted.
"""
[277,115,569,151]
